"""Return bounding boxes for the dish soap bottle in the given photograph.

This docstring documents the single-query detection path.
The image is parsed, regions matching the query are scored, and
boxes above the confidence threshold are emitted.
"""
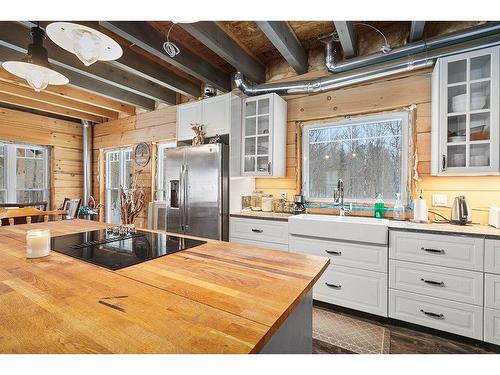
[393,193,405,221]
[374,194,385,218]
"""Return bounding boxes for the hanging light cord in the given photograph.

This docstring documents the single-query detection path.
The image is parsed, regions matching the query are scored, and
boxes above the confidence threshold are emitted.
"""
[163,23,180,58]
[353,22,392,53]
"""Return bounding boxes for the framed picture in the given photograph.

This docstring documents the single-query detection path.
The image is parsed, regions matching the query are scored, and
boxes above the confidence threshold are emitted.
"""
[134,142,150,167]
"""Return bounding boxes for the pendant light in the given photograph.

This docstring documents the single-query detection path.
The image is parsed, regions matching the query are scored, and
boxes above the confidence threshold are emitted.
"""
[46,22,122,66]
[1,25,69,92]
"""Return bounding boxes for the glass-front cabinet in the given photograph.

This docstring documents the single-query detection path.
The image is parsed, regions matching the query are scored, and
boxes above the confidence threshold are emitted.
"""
[432,46,500,175]
[241,93,287,177]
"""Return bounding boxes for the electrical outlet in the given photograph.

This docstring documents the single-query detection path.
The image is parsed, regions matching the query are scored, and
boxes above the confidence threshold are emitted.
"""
[432,194,448,207]
[280,192,287,200]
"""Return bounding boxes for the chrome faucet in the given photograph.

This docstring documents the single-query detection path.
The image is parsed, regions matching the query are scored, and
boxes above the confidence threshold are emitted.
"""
[334,179,352,216]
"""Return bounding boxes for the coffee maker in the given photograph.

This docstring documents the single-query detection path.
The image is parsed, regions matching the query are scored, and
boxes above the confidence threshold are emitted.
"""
[293,194,306,215]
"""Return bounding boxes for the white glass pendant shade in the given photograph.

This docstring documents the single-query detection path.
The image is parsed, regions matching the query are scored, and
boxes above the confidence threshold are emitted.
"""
[47,22,122,66]
[25,67,49,91]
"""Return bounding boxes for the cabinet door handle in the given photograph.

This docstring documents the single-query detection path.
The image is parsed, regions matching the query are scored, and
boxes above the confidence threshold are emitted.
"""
[325,250,342,256]
[420,309,445,320]
[421,247,445,254]
[442,154,447,171]
[267,161,272,174]
[251,228,263,233]
[325,282,342,289]
[420,278,445,287]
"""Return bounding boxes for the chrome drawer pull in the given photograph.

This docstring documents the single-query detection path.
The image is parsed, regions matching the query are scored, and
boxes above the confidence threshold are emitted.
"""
[421,247,445,254]
[251,229,263,233]
[420,309,445,320]
[325,282,342,289]
[325,250,342,256]
[420,278,445,287]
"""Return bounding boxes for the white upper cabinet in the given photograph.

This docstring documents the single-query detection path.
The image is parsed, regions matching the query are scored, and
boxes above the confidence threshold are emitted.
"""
[177,93,239,141]
[432,46,500,175]
[241,93,287,177]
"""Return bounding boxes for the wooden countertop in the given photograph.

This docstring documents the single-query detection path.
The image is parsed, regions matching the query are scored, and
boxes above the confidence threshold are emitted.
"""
[0,220,328,354]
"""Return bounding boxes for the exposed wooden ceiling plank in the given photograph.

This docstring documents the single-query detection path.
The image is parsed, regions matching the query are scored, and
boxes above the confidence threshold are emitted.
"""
[334,21,358,58]
[180,22,265,82]
[99,21,232,91]
[0,22,175,105]
[0,44,155,111]
[0,80,118,120]
[409,21,426,42]
[0,91,103,122]
[255,21,308,75]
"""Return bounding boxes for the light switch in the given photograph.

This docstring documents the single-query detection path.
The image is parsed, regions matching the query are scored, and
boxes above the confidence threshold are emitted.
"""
[432,194,448,207]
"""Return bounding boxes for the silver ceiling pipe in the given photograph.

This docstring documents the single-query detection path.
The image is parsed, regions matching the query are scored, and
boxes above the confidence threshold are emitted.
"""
[235,31,500,97]
[82,120,93,206]
[325,22,500,73]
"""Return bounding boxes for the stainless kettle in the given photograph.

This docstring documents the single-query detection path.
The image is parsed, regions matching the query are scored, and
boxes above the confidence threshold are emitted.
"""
[451,195,471,225]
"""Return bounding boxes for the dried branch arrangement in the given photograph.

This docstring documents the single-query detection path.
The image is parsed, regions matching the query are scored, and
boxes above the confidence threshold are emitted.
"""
[120,171,146,225]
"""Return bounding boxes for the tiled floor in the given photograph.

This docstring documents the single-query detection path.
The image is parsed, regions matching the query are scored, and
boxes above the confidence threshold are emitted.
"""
[312,306,498,354]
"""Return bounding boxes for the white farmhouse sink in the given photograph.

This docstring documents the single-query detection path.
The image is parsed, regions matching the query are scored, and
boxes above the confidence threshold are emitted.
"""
[288,214,389,245]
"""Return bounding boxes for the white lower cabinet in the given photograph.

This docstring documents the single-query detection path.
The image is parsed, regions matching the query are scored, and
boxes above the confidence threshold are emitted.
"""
[389,289,484,340]
[230,236,289,251]
[485,273,500,310]
[229,217,288,251]
[315,264,387,317]
[484,308,500,345]
[485,239,500,274]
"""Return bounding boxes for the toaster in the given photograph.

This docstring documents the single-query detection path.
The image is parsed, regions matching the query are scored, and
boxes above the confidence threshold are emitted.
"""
[490,207,500,229]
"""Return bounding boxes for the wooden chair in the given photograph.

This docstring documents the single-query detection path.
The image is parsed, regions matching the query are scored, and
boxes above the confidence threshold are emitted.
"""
[59,198,82,220]
[0,207,68,226]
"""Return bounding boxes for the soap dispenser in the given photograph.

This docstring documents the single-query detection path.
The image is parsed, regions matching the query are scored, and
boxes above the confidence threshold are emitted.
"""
[393,193,405,221]
[374,194,385,218]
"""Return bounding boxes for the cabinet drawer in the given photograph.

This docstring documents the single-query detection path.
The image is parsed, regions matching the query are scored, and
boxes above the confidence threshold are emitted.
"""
[389,260,483,305]
[314,264,387,317]
[485,239,500,274]
[289,235,387,272]
[389,289,483,340]
[230,218,288,244]
[485,273,500,309]
[389,231,484,271]
[484,308,500,345]
[230,236,289,251]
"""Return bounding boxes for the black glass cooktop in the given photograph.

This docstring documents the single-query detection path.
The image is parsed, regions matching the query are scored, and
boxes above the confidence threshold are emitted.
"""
[50,229,206,270]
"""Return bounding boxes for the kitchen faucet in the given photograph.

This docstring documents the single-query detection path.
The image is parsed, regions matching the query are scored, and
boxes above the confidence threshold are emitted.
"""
[334,179,352,216]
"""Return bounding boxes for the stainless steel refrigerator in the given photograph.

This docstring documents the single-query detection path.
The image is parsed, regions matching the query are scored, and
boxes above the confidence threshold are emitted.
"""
[165,143,229,241]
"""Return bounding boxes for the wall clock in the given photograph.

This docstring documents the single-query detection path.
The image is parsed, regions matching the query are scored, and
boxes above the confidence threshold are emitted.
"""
[134,142,150,167]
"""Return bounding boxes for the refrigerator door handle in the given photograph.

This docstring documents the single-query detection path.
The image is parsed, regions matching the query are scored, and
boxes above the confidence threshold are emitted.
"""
[179,165,185,231]
[184,165,189,230]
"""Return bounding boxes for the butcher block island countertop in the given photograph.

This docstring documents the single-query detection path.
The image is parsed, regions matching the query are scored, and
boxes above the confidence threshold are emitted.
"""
[0,220,328,354]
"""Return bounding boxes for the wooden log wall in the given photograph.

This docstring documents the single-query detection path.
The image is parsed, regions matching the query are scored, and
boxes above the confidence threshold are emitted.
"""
[92,106,177,228]
[0,107,83,209]
[255,69,500,224]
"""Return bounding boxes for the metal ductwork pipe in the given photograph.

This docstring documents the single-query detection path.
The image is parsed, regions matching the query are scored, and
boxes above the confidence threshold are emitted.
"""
[82,120,93,206]
[235,23,500,97]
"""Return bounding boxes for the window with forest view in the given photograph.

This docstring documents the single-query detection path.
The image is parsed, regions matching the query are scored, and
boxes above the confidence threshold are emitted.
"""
[302,112,409,203]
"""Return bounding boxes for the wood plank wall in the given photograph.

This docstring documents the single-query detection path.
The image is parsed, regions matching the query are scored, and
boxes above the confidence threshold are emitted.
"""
[255,69,500,224]
[92,106,177,228]
[0,107,83,209]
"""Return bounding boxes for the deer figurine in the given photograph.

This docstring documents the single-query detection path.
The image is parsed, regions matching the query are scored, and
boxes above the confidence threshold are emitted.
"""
[191,122,205,145]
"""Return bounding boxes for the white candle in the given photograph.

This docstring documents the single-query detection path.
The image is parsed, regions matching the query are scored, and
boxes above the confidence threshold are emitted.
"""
[26,229,51,259]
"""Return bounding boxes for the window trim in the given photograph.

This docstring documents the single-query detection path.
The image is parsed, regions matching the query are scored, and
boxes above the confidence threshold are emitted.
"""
[155,142,176,202]
[105,147,132,223]
[302,112,410,204]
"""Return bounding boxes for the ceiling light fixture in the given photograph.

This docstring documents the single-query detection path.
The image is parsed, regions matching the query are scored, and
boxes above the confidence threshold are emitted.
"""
[46,22,122,66]
[1,25,69,92]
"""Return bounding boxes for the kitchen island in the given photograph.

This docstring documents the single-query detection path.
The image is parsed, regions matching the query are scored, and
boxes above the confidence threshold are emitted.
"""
[0,220,328,354]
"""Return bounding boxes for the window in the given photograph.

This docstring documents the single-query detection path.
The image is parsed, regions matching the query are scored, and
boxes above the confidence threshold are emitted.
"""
[302,112,409,203]
[155,142,176,201]
[0,142,49,204]
[105,148,132,224]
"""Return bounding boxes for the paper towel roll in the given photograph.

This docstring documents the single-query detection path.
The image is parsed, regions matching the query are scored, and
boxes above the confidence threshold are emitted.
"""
[413,199,428,222]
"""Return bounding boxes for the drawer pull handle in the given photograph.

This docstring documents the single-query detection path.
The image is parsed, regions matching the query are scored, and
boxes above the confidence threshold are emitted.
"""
[325,282,342,289]
[325,250,342,256]
[420,309,445,320]
[251,229,263,233]
[420,278,445,287]
[421,247,445,254]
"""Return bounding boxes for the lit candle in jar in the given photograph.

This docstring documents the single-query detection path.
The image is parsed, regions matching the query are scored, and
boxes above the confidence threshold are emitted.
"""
[26,229,51,259]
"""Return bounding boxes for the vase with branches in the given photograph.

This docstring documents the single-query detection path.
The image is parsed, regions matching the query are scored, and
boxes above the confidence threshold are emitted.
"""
[119,171,146,225]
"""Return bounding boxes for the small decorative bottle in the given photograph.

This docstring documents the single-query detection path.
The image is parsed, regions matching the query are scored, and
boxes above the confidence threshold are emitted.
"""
[393,193,405,221]
[374,194,385,218]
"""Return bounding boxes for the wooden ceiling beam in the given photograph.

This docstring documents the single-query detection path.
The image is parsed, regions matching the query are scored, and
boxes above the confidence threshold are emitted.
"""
[256,21,308,75]
[334,21,358,58]
[179,21,266,82]
[409,21,426,42]
[99,21,232,91]
[0,22,174,106]
[0,43,155,111]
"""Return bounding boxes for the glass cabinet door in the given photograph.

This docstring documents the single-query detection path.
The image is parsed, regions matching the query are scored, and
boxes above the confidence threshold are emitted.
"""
[243,97,272,174]
[441,47,498,172]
